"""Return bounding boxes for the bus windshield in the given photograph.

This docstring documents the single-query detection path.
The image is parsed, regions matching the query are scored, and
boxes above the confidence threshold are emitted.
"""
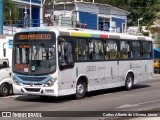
[13,42,56,75]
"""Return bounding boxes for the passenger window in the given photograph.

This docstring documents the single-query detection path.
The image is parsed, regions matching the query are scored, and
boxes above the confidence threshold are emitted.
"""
[131,41,141,59]
[75,38,89,61]
[105,40,117,60]
[89,39,104,60]
[120,41,130,59]
[142,42,152,59]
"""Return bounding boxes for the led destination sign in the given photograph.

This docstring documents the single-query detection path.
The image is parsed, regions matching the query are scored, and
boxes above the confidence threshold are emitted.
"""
[18,33,52,40]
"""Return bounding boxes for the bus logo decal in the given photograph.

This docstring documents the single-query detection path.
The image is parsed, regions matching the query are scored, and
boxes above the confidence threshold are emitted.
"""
[86,66,96,72]
[30,82,34,86]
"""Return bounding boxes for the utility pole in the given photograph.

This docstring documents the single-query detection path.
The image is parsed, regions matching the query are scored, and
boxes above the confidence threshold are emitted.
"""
[53,0,54,25]
[0,0,3,34]
[64,0,66,17]
[30,0,32,27]
[40,0,43,27]
[138,18,143,31]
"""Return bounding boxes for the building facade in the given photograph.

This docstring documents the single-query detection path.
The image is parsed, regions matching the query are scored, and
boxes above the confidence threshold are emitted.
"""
[12,0,41,27]
[47,1,129,33]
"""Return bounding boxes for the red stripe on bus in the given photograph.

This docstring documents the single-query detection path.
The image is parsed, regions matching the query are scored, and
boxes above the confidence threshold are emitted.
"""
[100,34,108,38]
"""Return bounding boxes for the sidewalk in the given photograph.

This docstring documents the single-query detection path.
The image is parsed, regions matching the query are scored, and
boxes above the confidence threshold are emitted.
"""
[151,74,160,79]
[152,74,160,79]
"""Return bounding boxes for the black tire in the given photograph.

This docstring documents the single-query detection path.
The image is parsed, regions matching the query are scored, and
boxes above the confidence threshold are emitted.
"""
[75,80,87,99]
[125,74,134,90]
[0,83,10,97]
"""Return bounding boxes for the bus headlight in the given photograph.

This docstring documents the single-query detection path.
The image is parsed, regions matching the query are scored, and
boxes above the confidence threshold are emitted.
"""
[43,78,57,87]
[13,78,22,86]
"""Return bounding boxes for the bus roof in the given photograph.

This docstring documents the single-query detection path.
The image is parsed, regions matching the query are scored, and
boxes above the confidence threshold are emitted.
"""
[18,26,153,41]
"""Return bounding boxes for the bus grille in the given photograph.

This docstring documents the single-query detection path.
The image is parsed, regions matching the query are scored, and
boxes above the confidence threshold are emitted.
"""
[19,76,47,82]
[25,88,40,92]
[23,83,42,85]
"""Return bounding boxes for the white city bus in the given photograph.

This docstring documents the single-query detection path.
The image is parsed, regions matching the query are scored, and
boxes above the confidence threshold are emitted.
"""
[12,27,153,99]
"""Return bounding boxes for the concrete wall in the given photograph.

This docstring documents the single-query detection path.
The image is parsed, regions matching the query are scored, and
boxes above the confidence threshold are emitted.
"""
[79,12,97,30]
[112,17,125,32]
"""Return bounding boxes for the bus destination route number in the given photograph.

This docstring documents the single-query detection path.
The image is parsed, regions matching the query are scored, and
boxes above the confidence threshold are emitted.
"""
[18,34,51,40]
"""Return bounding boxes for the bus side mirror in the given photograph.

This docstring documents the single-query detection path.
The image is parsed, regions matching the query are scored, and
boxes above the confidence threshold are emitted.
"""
[3,48,6,57]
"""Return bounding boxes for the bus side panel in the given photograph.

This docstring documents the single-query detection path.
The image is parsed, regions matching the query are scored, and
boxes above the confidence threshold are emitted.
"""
[105,61,121,88]
[58,67,76,96]
[142,60,153,81]
[130,60,143,84]
[118,61,131,85]
[87,62,105,91]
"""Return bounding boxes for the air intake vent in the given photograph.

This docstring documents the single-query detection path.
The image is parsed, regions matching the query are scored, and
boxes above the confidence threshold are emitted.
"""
[25,88,40,92]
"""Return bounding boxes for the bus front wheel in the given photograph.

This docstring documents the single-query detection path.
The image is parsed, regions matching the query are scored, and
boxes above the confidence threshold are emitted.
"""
[75,80,87,99]
[0,83,10,97]
[125,74,134,90]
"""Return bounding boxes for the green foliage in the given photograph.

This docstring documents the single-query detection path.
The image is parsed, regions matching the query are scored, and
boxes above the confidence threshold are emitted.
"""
[128,0,160,26]
[142,31,149,36]
[155,33,160,47]
[3,0,19,24]
[156,33,160,41]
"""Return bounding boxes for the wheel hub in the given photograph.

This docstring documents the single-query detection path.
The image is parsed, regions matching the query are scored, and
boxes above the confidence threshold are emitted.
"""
[2,87,8,94]
[77,84,84,94]
[127,77,132,88]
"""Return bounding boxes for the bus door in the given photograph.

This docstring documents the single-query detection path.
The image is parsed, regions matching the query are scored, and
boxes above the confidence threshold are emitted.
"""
[87,39,105,91]
[104,40,119,88]
[58,37,76,95]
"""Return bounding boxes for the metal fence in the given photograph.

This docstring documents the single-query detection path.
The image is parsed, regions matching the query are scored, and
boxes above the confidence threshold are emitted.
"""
[3,18,142,36]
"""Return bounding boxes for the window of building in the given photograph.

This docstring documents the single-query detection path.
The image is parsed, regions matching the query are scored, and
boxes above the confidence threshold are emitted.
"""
[89,39,104,60]
[131,41,141,59]
[142,42,152,59]
[105,40,117,60]
[75,38,89,61]
[119,41,130,59]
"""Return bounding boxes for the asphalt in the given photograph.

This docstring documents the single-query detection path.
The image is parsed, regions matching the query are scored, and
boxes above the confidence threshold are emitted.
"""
[129,74,160,120]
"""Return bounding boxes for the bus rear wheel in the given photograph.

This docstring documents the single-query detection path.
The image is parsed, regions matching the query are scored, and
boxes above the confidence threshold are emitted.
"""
[0,83,10,97]
[75,80,87,99]
[125,74,134,90]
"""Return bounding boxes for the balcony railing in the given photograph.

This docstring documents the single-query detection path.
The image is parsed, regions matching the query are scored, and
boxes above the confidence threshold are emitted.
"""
[3,18,143,36]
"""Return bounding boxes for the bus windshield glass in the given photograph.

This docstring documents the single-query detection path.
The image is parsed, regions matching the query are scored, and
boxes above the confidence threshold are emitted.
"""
[13,33,56,75]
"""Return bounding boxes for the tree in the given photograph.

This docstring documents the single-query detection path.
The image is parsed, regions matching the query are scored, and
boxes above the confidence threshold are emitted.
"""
[154,33,160,47]
[3,0,19,25]
[94,0,160,28]
[128,0,160,27]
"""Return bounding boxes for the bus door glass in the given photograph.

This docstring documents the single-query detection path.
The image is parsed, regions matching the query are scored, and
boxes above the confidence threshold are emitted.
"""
[58,37,74,70]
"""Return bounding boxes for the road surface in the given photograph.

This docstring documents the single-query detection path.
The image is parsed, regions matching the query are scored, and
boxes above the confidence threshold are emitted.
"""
[0,78,160,120]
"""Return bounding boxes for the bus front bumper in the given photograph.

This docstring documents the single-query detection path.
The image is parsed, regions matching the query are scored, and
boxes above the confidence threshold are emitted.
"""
[13,84,57,96]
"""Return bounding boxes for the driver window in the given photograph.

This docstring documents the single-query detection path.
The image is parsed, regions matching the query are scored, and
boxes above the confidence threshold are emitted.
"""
[0,59,9,69]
